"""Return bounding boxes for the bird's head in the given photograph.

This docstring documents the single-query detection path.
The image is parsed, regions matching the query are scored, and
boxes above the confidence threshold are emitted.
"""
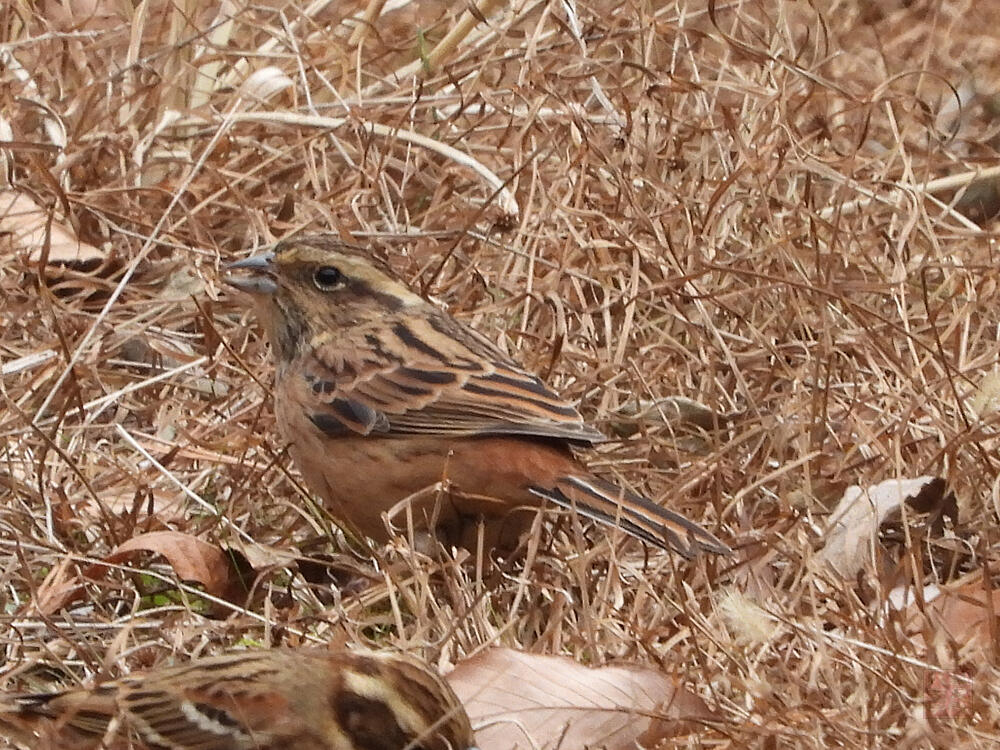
[226,235,426,358]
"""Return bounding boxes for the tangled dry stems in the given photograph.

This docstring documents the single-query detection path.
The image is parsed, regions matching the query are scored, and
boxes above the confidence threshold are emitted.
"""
[2,0,1000,746]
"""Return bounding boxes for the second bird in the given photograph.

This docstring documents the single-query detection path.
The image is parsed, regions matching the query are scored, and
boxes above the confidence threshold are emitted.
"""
[227,235,729,558]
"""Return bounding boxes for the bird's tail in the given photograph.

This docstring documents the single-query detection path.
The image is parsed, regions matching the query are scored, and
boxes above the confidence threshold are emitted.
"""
[530,474,730,558]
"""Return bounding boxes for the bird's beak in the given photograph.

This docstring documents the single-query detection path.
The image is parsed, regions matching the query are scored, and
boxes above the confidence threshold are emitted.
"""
[225,252,277,295]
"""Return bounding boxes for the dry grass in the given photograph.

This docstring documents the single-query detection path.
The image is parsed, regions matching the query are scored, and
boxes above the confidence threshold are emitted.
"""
[3,0,1000,746]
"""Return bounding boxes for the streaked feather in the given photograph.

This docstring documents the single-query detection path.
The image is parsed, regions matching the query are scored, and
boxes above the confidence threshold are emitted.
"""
[531,475,732,558]
[0,650,474,750]
[227,235,730,557]
[302,311,606,444]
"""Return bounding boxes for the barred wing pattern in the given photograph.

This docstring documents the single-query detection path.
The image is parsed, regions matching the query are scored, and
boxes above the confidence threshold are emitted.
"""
[294,309,729,557]
[300,311,606,444]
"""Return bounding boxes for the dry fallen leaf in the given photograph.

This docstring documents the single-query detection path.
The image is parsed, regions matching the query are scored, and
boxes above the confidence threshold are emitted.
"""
[31,532,253,615]
[905,576,1000,657]
[0,191,104,265]
[447,648,718,750]
[818,476,946,577]
[106,531,252,605]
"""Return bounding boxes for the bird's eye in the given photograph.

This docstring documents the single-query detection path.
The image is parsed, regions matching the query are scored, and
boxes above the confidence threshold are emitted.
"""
[313,266,344,290]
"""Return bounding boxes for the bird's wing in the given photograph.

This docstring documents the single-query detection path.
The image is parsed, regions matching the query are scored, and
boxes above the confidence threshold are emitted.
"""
[117,653,289,748]
[296,312,605,444]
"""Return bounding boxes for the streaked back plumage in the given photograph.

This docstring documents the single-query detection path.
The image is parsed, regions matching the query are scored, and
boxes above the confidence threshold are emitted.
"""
[227,234,730,557]
[258,236,606,444]
[0,649,474,750]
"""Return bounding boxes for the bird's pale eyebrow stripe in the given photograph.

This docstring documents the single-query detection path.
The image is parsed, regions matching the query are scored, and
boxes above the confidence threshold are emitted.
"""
[341,671,426,736]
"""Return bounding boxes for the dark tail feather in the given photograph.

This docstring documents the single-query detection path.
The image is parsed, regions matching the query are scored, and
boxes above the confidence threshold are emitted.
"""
[529,474,730,558]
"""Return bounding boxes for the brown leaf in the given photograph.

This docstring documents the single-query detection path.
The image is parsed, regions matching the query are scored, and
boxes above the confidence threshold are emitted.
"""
[106,531,252,605]
[905,577,1000,658]
[0,191,104,265]
[30,533,253,616]
[447,648,718,750]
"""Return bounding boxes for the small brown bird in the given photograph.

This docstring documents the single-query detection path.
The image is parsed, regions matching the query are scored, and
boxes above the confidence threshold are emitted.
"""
[0,648,475,750]
[227,235,729,557]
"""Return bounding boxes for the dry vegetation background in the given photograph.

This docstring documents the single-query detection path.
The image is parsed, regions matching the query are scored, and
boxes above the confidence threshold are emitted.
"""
[3,0,1000,747]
